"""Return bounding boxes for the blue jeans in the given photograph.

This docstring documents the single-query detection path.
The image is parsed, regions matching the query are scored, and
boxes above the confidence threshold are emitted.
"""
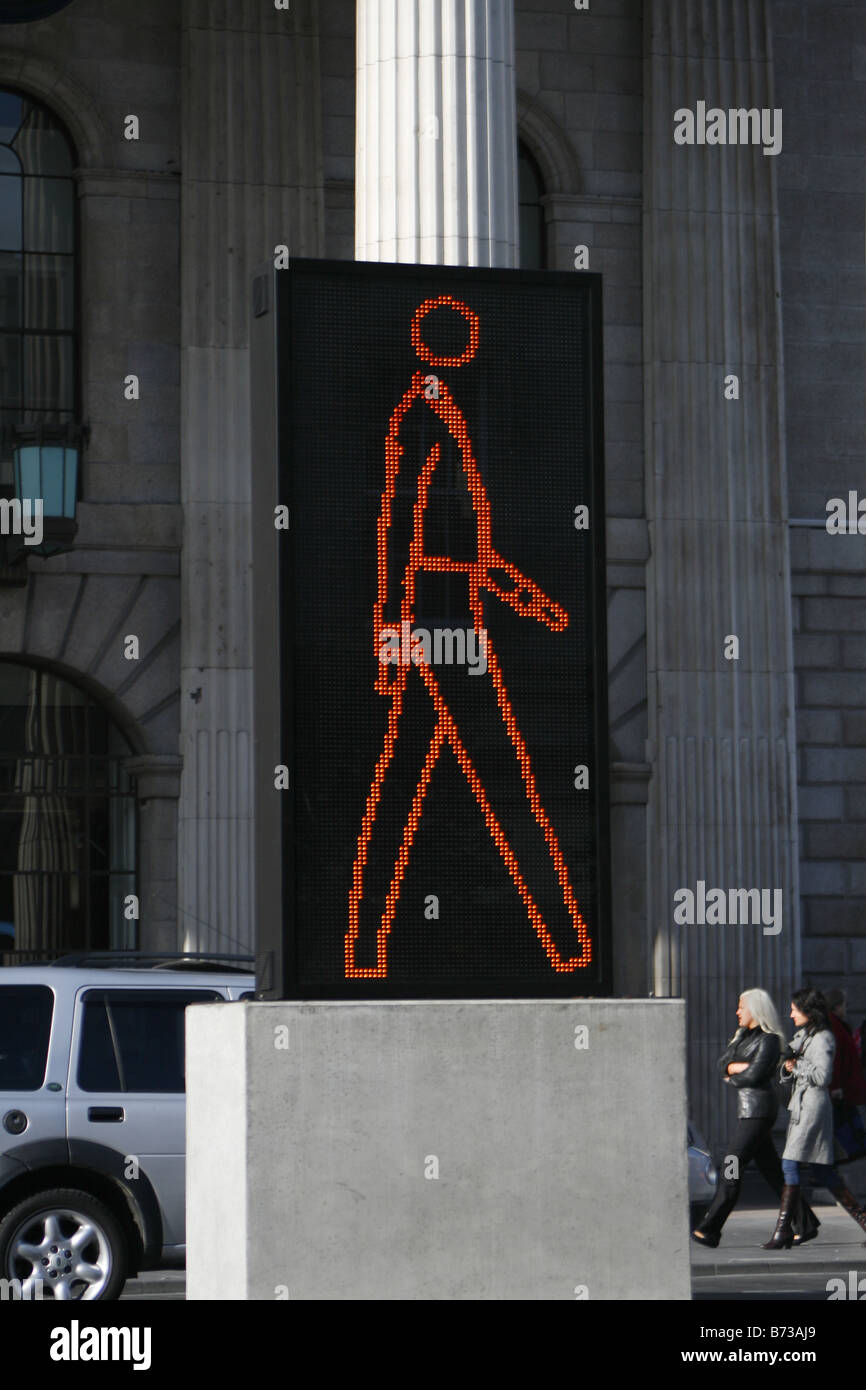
[782,1158,841,1191]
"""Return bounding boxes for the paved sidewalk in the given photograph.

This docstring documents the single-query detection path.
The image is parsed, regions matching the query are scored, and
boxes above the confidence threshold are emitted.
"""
[691,1161,866,1282]
[120,1271,186,1300]
[691,1203,866,1278]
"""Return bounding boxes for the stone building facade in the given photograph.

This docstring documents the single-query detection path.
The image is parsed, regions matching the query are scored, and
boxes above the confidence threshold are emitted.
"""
[0,0,862,1147]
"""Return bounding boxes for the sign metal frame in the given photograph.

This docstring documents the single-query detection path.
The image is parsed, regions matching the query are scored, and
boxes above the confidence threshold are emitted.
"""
[252,258,611,1000]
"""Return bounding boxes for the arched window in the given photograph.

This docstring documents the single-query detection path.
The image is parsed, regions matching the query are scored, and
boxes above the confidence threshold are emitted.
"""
[0,89,77,484]
[518,140,547,270]
[0,663,137,959]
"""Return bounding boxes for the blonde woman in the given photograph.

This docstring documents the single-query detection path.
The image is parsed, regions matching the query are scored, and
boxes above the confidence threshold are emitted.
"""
[692,989,820,1247]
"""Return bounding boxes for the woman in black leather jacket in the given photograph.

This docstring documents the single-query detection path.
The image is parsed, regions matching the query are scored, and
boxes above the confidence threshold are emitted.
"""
[692,989,820,1247]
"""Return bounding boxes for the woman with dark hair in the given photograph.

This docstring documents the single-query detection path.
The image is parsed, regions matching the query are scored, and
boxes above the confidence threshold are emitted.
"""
[691,990,820,1248]
[764,987,866,1249]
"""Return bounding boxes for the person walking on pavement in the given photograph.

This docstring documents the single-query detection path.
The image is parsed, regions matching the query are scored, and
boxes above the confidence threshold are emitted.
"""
[825,988,866,1101]
[824,987,866,1164]
[346,294,591,980]
[764,988,866,1249]
[692,989,819,1248]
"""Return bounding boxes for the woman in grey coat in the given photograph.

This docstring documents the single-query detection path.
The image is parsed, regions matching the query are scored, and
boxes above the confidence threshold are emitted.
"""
[764,987,866,1249]
[692,989,819,1247]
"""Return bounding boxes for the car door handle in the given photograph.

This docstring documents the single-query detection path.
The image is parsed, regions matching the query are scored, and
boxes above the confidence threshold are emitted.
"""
[87,1106,125,1122]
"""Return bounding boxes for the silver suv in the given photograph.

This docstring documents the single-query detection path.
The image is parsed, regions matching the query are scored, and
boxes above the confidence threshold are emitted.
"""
[0,956,254,1300]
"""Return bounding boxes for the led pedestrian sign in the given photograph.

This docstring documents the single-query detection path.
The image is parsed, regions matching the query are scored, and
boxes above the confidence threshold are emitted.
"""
[253,259,610,999]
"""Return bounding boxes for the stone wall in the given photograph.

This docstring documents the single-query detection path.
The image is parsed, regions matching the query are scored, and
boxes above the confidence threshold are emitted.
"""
[3,0,861,1037]
[0,0,183,946]
[515,0,649,991]
[774,0,866,1019]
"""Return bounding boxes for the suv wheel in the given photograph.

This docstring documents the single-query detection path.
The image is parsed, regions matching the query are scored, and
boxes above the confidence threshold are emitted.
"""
[0,1188,128,1300]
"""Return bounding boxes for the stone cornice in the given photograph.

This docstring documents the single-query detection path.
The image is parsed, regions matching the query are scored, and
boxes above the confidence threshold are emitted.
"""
[76,168,180,199]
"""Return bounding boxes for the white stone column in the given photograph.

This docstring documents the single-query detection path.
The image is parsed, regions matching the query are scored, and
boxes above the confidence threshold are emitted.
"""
[178,0,324,953]
[356,0,518,266]
[644,0,801,1147]
[124,756,183,953]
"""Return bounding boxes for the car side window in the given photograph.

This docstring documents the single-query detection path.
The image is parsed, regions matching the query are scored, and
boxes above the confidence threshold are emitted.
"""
[0,985,54,1091]
[77,990,221,1094]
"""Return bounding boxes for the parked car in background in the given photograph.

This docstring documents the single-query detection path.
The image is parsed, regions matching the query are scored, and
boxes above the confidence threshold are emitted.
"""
[0,956,254,1300]
[688,1120,718,1226]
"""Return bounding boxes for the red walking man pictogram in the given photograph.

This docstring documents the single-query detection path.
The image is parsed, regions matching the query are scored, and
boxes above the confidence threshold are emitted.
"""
[345,295,592,978]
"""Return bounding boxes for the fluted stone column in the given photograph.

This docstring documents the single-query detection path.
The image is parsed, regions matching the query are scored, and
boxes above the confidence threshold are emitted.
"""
[356,0,518,266]
[125,756,183,954]
[179,0,324,952]
[644,1,800,1145]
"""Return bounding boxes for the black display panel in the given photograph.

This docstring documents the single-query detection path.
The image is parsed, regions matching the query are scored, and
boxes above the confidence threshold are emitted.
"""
[270,259,609,998]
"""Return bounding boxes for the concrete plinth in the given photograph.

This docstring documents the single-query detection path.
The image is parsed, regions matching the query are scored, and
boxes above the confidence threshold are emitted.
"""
[186,999,689,1301]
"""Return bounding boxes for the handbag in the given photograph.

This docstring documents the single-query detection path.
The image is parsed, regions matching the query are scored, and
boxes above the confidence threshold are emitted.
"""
[833,1100,866,1164]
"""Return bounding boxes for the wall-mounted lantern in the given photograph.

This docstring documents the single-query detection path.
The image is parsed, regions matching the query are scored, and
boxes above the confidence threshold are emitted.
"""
[3,424,84,562]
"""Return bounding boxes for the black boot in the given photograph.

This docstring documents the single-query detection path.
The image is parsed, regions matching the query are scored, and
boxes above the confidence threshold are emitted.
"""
[833,1183,866,1245]
[691,1178,740,1249]
[763,1184,798,1250]
[691,1227,720,1249]
[792,1197,821,1245]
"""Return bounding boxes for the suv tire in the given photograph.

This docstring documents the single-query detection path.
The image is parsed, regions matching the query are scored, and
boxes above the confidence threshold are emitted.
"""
[0,1188,128,1300]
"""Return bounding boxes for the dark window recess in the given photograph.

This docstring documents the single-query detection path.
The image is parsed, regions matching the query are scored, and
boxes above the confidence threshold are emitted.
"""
[77,990,221,1094]
[0,982,53,1089]
[518,141,546,271]
[0,87,77,484]
[0,662,136,957]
